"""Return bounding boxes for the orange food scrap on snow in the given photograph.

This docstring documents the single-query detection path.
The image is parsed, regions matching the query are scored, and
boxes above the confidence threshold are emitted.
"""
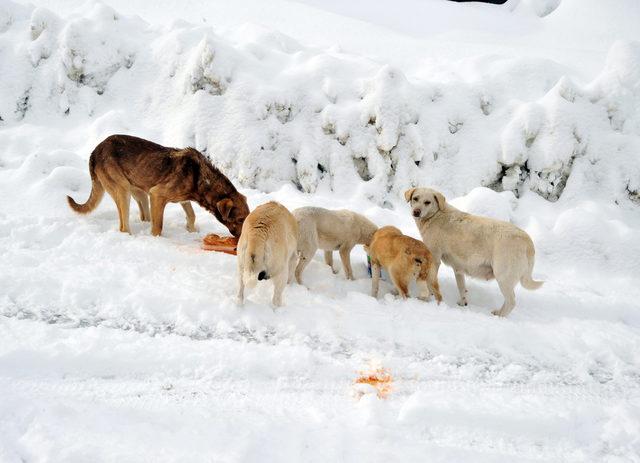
[354,367,393,399]
[202,234,239,255]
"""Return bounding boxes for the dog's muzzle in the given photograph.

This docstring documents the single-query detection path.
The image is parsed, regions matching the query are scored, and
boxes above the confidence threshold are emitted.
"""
[413,209,421,218]
[258,271,268,281]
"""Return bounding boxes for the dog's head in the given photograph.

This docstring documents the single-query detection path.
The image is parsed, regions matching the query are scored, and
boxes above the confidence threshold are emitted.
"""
[404,187,446,220]
[216,193,250,237]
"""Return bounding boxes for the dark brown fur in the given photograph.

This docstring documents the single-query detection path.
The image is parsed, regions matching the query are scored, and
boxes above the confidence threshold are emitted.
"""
[67,134,249,236]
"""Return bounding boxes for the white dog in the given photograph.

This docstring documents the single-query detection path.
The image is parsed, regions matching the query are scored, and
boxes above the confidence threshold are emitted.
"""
[237,201,298,307]
[293,207,378,283]
[405,187,543,317]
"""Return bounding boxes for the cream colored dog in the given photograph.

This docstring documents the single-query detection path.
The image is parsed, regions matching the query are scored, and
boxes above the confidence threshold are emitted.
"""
[236,201,298,307]
[368,226,442,303]
[405,187,543,317]
[293,207,378,283]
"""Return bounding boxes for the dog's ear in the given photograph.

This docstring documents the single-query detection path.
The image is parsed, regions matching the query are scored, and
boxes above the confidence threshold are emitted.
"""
[216,198,234,220]
[404,188,417,202]
[435,192,446,210]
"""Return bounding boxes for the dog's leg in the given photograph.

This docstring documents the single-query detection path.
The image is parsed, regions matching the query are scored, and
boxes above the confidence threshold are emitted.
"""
[131,187,150,222]
[295,245,315,284]
[428,268,443,304]
[115,189,131,234]
[181,201,198,232]
[493,278,516,317]
[324,251,338,274]
[339,245,355,280]
[294,254,309,285]
[454,270,468,306]
[101,183,120,226]
[287,252,297,284]
[417,278,431,302]
[236,268,245,306]
[389,268,409,299]
[271,272,287,308]
[149,189,168,236]
[371,262,381,298]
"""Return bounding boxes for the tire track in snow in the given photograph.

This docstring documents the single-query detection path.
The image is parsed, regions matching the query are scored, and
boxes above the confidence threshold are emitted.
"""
[3,308,640,392]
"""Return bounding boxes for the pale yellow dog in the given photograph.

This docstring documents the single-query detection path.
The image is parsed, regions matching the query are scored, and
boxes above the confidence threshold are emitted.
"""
[236,201,298,307]
[293,207,378,283]
[406,187,543,317]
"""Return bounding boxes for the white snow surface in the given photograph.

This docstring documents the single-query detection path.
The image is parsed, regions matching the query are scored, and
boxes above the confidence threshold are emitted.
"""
[1,0,640,461]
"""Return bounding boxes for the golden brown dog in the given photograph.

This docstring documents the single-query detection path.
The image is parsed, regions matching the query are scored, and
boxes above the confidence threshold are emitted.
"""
[67,134,249,237]
[406,187,543,317]
[236,201,298,307]
[367,226,442,303]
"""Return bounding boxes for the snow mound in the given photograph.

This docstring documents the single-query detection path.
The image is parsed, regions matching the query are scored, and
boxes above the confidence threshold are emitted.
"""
[509,0,561,17]
[449,187,518,222]
[1,1,639,206]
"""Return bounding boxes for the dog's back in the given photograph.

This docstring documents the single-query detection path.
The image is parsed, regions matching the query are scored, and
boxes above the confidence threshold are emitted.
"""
[370,226,430,268]
[238,201,298,288]
[294,207,377,247]
[89,134,215,193]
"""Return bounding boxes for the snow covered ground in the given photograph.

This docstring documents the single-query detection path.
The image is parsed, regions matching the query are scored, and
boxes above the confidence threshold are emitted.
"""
[1,0,640,461]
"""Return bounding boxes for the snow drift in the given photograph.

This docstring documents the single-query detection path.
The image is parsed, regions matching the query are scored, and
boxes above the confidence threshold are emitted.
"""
[1,0,639,205]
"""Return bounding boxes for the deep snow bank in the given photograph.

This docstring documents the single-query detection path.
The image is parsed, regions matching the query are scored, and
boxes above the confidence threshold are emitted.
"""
[1,0,640,205]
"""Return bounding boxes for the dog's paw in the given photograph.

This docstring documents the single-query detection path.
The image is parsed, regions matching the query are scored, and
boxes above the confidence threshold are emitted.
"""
[418,295,431,302]
[491,309,504,317]
[457,297,468,307]
[186,224,199,233]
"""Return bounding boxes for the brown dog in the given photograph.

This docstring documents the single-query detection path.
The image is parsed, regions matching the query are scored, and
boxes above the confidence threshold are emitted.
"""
[368,226,442,303]
[67,134,249,237]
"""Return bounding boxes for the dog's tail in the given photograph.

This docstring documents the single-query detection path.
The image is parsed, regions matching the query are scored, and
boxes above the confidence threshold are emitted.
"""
[67,154,104,214]
[521,247,544,290]
[242,233,268,289]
